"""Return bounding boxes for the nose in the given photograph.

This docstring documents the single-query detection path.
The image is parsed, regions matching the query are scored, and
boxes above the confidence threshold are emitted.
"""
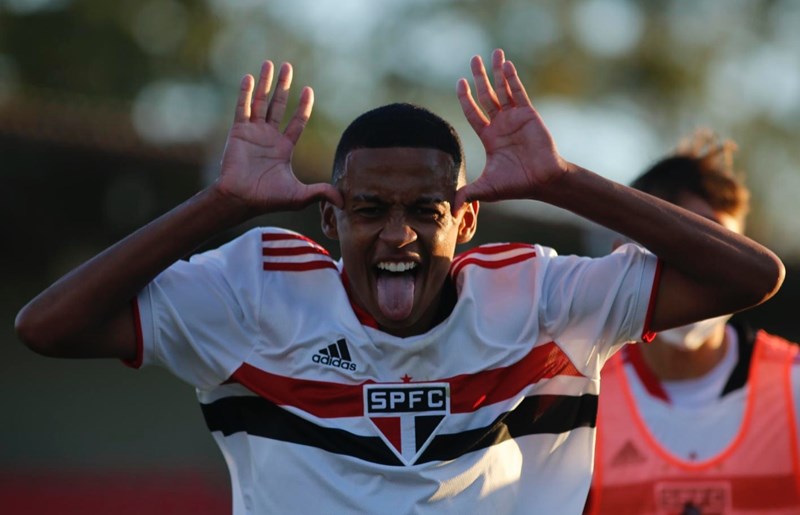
[379,215,417,248]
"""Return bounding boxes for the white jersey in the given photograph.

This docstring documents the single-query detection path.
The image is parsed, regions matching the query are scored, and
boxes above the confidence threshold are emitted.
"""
[133,227,658,515]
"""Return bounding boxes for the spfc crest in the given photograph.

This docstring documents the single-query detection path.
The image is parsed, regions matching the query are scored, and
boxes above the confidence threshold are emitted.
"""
[364,382,450,466]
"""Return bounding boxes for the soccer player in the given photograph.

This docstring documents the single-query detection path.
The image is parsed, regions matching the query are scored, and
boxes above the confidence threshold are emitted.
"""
[585,132,800,514]
[16,50,784,514]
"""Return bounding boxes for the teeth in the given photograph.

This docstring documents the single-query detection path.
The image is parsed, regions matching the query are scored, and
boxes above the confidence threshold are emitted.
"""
[377,262,418,273]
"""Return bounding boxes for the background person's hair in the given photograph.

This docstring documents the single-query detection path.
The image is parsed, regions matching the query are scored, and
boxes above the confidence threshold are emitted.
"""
[631,129,750,221]
[332,103,465,185]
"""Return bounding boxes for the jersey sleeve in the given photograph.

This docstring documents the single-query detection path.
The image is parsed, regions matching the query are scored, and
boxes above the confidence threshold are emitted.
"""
[132,228,265,389]
[536,243,658,375]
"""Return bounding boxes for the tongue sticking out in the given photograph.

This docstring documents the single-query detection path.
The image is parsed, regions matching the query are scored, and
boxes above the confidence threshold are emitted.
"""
[376,273,416,320]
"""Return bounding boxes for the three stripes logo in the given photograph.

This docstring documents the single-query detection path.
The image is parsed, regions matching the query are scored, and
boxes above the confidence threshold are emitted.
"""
[312,338,357,371]
[610,440,647,467]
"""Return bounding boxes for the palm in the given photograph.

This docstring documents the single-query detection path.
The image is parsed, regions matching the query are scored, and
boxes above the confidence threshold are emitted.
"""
[455,50,566,207]
[221,121,305,209]
[217,61,340,213]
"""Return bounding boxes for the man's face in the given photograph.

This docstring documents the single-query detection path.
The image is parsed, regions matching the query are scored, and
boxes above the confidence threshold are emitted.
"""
[322,147,478,337]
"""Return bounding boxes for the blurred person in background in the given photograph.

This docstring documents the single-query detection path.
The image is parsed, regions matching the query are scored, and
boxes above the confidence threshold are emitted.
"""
[15,50,785,515]
[586,131,800,515]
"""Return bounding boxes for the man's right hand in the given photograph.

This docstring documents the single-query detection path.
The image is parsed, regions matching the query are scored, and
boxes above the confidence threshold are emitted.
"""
[217,60,342,214]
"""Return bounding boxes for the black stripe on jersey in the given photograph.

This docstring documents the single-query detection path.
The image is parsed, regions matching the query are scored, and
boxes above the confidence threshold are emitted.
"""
[417,393,597,464]
[201,396,402,466]
[201,393,597,466]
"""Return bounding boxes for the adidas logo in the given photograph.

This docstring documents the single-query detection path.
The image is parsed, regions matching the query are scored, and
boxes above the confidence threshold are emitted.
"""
[312,338,357,371]
[610,440,647,467]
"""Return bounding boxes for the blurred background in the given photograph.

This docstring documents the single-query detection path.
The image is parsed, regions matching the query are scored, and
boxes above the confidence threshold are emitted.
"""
[2,0,798,513]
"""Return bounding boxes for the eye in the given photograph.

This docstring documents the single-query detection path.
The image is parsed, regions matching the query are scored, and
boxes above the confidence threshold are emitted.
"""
[414,206,445,220]
[354,205,383,218]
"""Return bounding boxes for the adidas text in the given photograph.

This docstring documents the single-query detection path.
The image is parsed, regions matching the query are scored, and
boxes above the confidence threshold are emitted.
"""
[312,354,357,371]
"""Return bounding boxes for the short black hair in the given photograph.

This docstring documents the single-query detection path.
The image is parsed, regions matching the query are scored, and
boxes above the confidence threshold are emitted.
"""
[331,103,465,185]
[632,130,749,220]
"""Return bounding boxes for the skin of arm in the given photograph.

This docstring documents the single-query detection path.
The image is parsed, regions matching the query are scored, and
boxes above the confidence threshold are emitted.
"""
[15,61,341,360]
[455,49,784,332]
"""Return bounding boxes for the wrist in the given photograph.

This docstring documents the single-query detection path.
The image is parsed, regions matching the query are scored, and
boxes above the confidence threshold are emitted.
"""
[528,159,575,202]
[203,182,257,225]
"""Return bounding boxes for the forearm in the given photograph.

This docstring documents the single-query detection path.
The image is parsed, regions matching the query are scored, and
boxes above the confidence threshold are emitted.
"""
[15,185,251,354]
[538,164,784,309]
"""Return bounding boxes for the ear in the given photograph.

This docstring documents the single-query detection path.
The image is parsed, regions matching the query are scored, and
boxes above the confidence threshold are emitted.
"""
[320,200,339,240]
[456,201,479,244]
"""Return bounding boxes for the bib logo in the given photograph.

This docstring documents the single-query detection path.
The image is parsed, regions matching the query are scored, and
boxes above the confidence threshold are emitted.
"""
[655,481,731,515]
[364,382,450,466]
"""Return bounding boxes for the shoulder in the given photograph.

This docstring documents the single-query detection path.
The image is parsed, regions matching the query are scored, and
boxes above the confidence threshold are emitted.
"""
[450,242,548,279]
[451,241,654,280]
[230,226,330,254]
[260,227,329,249]
[260,227,337,273]
[191,226,336,273]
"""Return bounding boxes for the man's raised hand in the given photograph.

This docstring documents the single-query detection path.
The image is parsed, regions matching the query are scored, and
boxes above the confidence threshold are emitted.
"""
[454,49,569,211]
[217,61,341,214]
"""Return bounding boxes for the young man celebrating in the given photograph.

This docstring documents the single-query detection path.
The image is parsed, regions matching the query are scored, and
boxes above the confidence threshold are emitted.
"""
[586,133,800,515]
[16,50,784,514]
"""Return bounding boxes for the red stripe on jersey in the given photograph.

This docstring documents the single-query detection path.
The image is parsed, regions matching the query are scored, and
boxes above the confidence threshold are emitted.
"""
[262,246,330,257]
[450,252,537,280]
[340,270,379,328]
[262,232,325,248]
[263,261,338,272]
[640,258,663,343]
[122,298,144,369]
[453,243,536,264]
[229,341,583,419]
[622,344,670,403]
[350,300,379,329]
[448,341,583,412]
[232,364,364,418]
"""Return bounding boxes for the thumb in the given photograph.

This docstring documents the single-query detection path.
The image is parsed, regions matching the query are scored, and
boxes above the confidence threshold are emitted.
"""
[453,175,499,215]
[452,184,473,216]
